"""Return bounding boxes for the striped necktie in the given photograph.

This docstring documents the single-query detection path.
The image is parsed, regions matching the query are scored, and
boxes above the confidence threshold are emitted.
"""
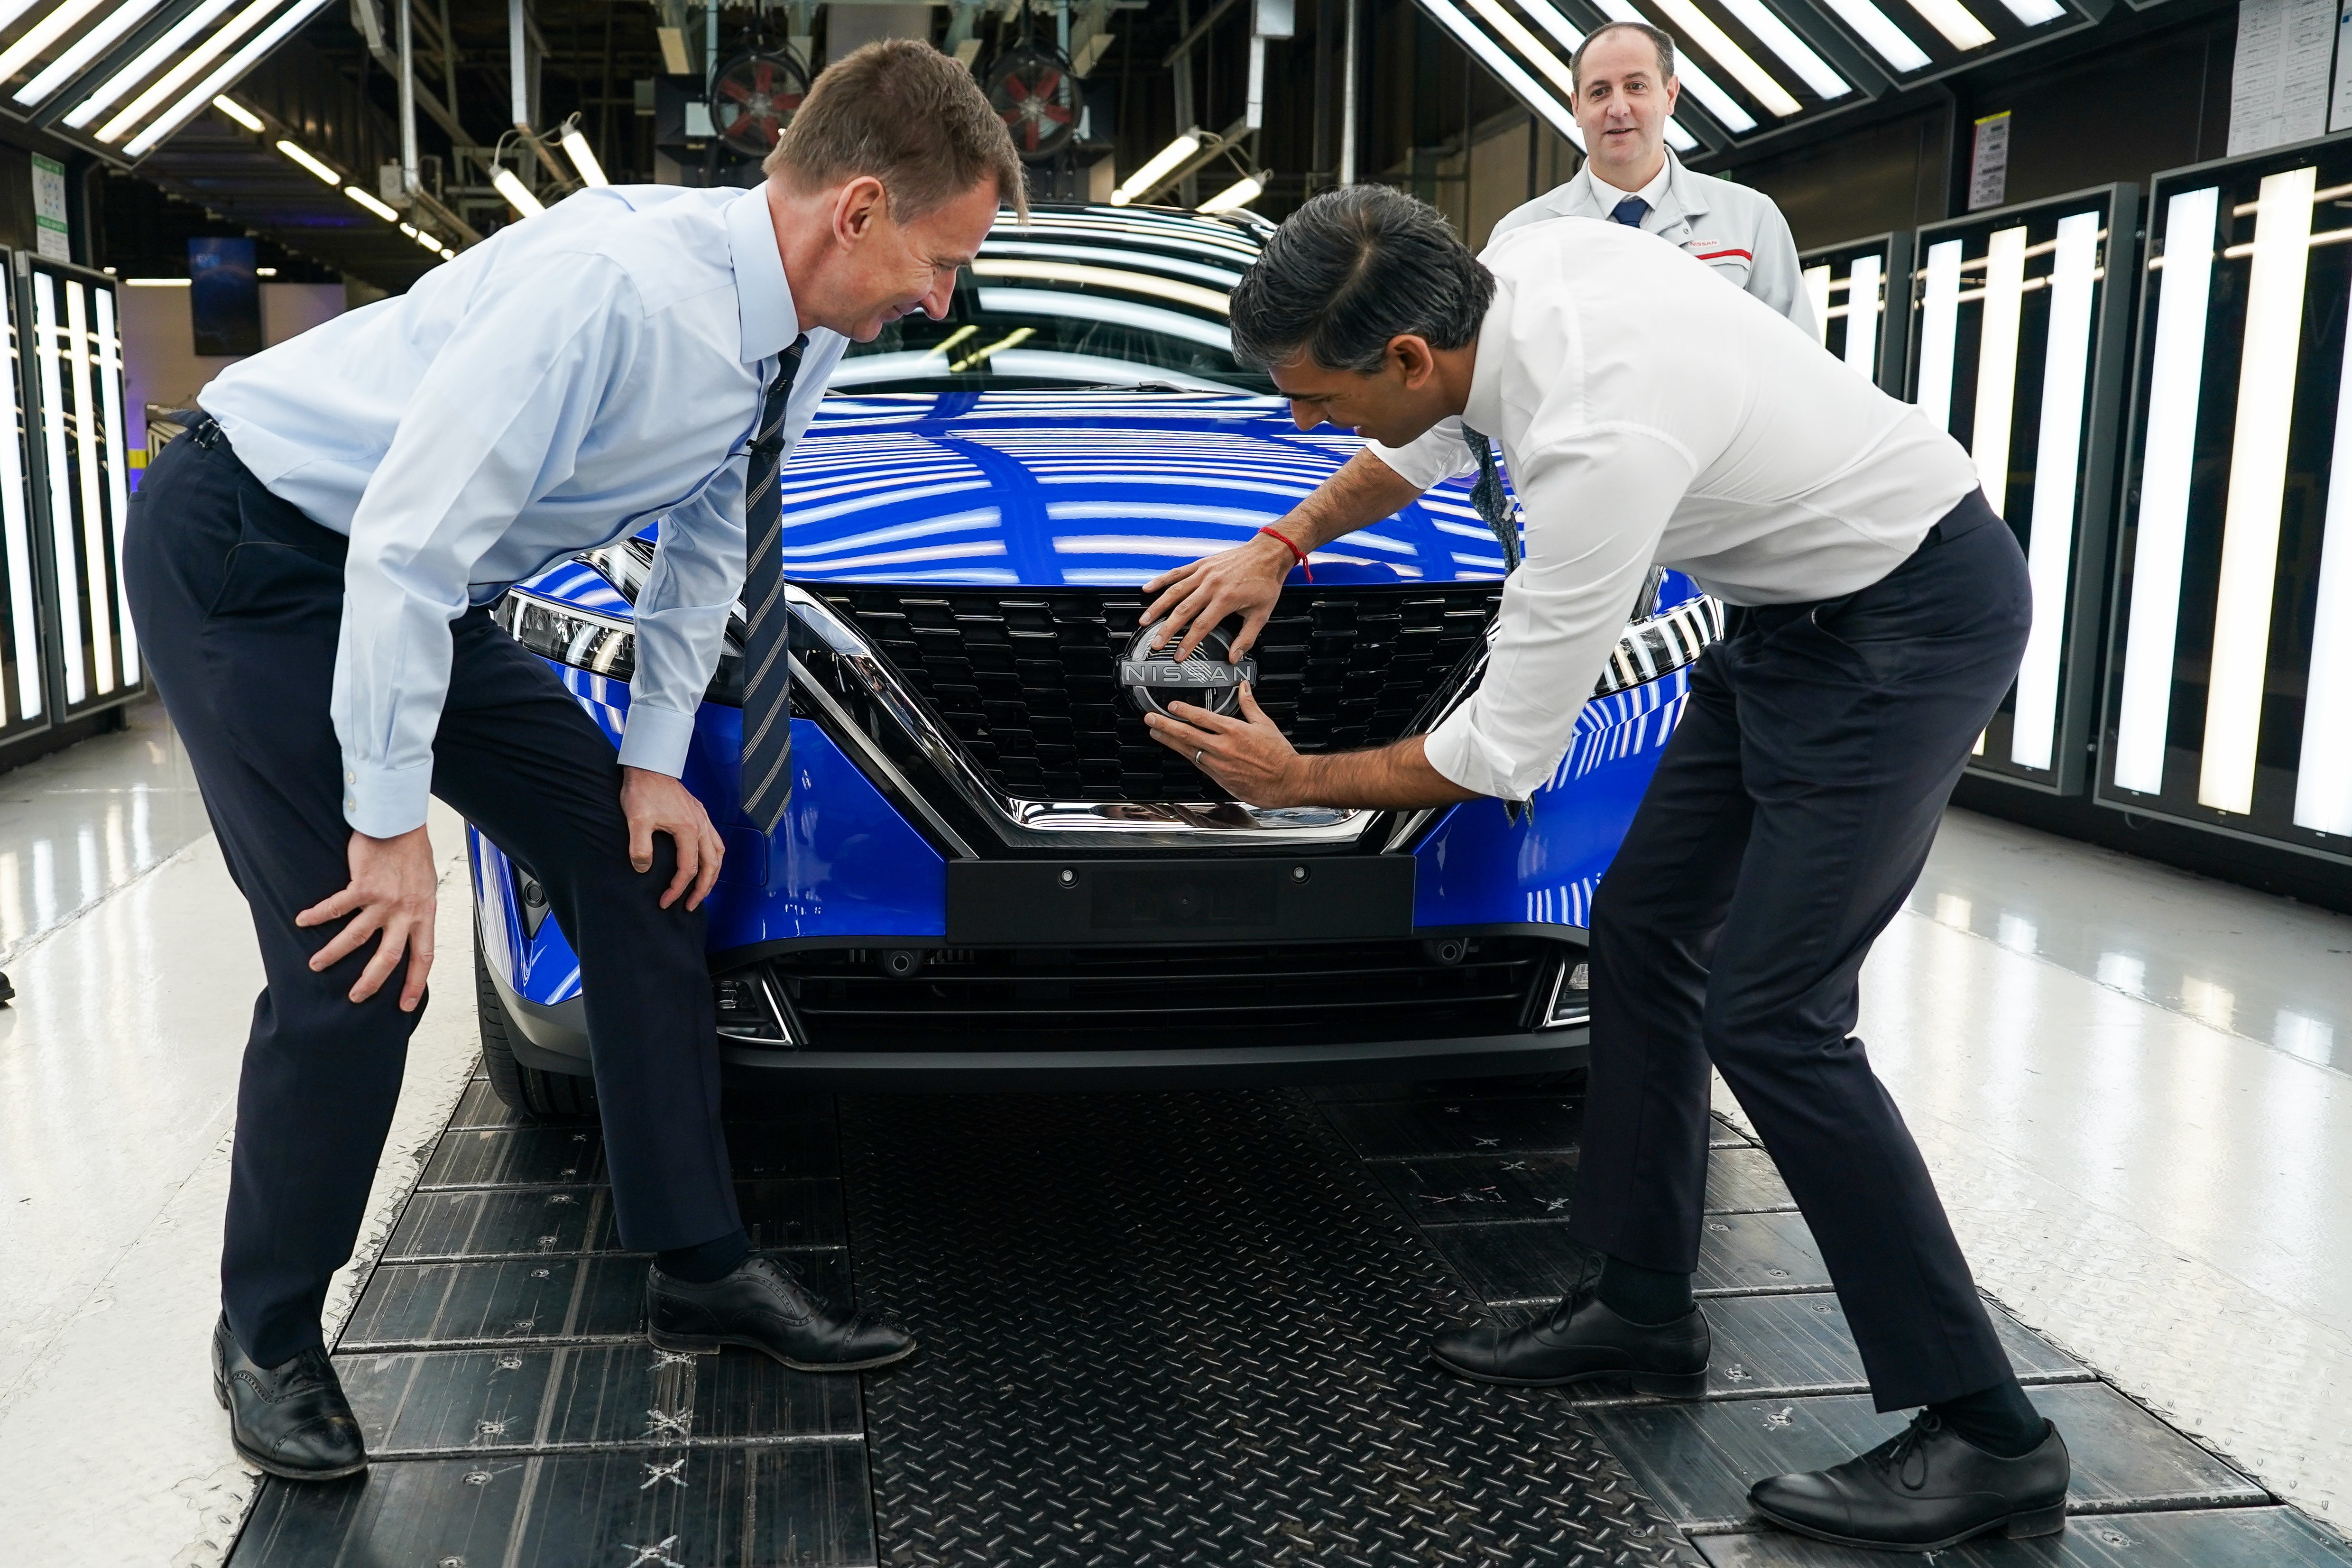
[739,334,808,835]
[1461,426,1522,574]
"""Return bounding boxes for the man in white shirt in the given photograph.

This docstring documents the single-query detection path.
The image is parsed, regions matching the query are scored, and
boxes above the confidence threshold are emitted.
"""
[1140,187,2063,1552]
[1494,20,1811,332]
[123,43,1017,1481]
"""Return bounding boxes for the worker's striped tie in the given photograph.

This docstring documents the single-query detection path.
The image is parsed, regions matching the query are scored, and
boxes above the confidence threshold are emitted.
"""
[739,335,807,836]
[1461,425,1521,574]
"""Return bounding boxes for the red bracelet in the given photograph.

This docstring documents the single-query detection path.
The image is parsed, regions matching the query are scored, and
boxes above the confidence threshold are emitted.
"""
[1258,525,1313,581]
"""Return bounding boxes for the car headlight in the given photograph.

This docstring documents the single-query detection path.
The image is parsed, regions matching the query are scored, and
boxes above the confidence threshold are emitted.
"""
[493,590,746,706]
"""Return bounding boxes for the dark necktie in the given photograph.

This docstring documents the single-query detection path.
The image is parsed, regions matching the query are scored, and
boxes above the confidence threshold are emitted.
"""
[739,334,808,835]
[1610,195,1649,227]
[1461,425,1522,574]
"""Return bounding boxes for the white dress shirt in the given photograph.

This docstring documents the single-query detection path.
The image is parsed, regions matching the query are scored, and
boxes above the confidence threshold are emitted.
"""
[1369,216,1979,802]
[1490,149,1814,335]
[201,184,845,838]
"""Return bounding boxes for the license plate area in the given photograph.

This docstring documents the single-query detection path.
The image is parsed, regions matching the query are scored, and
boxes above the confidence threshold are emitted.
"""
[946,857,1416,945]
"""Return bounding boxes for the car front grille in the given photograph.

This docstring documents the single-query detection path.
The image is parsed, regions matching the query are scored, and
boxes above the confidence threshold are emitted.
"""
[814,586,1500,802]
[767,936,1558,1051]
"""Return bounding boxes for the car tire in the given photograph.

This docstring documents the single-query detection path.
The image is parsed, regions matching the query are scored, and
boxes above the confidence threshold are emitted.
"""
[475,929,599,1122]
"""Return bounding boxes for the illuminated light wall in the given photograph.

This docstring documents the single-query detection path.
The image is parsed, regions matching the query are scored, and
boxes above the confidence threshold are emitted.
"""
[1798,233,1913,395]
[0,267,42,739]
[12,261,140,732]
[2105,139,2352,864]
[1907,185,2138,793]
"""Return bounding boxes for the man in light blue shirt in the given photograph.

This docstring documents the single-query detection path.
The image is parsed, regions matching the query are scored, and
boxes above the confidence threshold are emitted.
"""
[122,41,1023,1482]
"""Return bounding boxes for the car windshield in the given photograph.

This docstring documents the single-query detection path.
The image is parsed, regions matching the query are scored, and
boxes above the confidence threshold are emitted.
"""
[831,205,1278,396]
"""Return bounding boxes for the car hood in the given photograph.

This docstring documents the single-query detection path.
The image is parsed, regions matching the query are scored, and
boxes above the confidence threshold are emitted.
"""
[724,388,1507,588]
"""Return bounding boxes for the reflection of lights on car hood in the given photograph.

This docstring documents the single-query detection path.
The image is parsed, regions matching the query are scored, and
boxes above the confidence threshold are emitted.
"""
[971,259,1229,315]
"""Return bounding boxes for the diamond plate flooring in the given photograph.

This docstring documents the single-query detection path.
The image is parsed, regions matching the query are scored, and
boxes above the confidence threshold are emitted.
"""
[222,1071,2352,1567]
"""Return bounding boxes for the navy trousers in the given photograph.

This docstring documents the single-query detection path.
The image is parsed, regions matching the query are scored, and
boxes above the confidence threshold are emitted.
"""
[123,424,742,1367]
[1569,491,2033,1412]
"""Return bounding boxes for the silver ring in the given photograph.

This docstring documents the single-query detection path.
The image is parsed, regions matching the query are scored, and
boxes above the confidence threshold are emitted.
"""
[1195,748,1205,764]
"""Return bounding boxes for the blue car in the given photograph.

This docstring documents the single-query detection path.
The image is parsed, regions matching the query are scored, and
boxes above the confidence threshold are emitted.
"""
[468,203,1718,1115]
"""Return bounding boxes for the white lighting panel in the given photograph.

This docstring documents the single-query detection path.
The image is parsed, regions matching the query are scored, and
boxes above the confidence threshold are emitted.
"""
[1819,0,1931,70]
[1846,254,1882,378]
[2010,211,2098,770]
[0,280,37,728]
[94,285,134,687]
[1414,0,1581,139]
[63,280,112,698]
[2112,185,2218,795]
[1716,0,1850,97]
[1969,224,2027,516]
[1803,264,1832,346]
[1914,238,1964,428]
[1902,0,1995,48]
[31,274,83,704]
[2300,316,2352,835]
[2198,165,2315,816]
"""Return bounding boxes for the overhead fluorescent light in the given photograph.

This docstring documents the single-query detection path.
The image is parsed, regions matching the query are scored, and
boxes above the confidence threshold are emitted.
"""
[655,25,692,74]
[1466,0,1585,106]
[2199,164,2316,816]
[344,184,399,221]
[65,0,237,128]
[1111,132,1204,206]
[438,246,457,259]
[1717,0,1850,97]
[1901,0,1995,50]
[1970,225,2027,516]
[97,0,276,141]
[63,280,113,696]
[31,274,85,704]
[2297,319,2352,833]
[408,226,444,252]
[1817,0,1931,70]
[123,276,189,286]
[1198,174,1264,213]
[1992,0,2063,21]
[1420,0,1585,140]
[1914,237,1964,428]
[0,293,38,722]
[1845,252,1882,377]
[210,93,263,130]
[276,138,338,184]
[120,0,336,157]
[560,125,609,187]
[15,0,166,107]
[0,0,111,92]
[1803,264,1832,346]
[1508,0,1582,53]
[491,166,545,217]
[255,265,276,276]
[2009,210,2099,771]
[1648,0,1801,116]
[2113,185,2220,795]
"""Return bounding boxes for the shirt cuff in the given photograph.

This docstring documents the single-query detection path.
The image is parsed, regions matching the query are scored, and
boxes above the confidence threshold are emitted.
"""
[342,757,436,839]
[615,700,698,777]
[1422,703,1527,802]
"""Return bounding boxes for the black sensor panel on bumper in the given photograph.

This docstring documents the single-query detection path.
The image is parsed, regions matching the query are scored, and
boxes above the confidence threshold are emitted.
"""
[947,857,1416,945]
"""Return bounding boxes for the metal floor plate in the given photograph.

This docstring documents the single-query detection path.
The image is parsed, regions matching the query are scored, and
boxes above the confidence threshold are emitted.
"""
[227,1072,2346,1567]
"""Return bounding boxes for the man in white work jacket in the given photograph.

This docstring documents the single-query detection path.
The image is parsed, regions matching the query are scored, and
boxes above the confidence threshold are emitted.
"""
[1494,19,1812,333]
[1140,187,2065,1553]
[124,42,1019,1483]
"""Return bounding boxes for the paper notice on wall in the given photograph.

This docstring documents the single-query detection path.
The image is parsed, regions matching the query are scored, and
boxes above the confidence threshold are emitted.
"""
[2231,0,2334,154]
[2331,0,2352,129]
[1968,112,2011,212]
[31,154,67,262]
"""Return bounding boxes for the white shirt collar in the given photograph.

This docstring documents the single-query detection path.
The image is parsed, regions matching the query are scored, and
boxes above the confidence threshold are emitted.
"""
[1585,155,1672,213]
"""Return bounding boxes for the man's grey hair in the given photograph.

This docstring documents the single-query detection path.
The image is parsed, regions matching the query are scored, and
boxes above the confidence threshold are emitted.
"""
[1569,19,1676,88]
[1228,186,1495,374]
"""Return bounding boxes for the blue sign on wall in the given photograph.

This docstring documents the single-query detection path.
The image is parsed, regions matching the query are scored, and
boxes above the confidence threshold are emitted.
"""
[188,236,260,356]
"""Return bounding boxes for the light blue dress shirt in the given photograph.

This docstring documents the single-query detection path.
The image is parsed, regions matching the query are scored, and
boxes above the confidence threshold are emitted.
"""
[200,183,847,838]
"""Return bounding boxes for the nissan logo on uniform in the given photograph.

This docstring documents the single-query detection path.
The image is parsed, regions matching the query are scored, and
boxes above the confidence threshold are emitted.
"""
[1120,618,1256,719]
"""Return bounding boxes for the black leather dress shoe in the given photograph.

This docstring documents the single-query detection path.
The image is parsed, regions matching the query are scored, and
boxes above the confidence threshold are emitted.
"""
[211,1316,368,1481]
[1750,1411,2070,1552]
[1430,1291,1710,1396]
[646,1254,916,1372]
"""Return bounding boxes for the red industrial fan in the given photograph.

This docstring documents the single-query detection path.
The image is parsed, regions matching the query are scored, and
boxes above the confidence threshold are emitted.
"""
[711,47,808,158]
[985,42,1082,161]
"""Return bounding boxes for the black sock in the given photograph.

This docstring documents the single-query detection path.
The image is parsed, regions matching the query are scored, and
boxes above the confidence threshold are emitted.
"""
[1596,1255,1694,1325]
[656,1227,751,1284]
[1930,1379,2045,1458]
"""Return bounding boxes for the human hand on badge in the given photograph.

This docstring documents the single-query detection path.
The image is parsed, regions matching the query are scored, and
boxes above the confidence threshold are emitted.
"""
[1143,683,1307,806]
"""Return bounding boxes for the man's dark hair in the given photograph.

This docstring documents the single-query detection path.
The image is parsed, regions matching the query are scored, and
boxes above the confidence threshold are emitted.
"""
[1228,186,1495,373]
[1569,20,1676,89]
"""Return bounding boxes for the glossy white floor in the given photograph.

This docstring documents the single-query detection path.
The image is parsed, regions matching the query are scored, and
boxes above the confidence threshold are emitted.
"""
[1,702,2347,1563]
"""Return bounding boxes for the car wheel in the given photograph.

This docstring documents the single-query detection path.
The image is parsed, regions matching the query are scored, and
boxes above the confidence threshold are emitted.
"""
[475,928,599,1122]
